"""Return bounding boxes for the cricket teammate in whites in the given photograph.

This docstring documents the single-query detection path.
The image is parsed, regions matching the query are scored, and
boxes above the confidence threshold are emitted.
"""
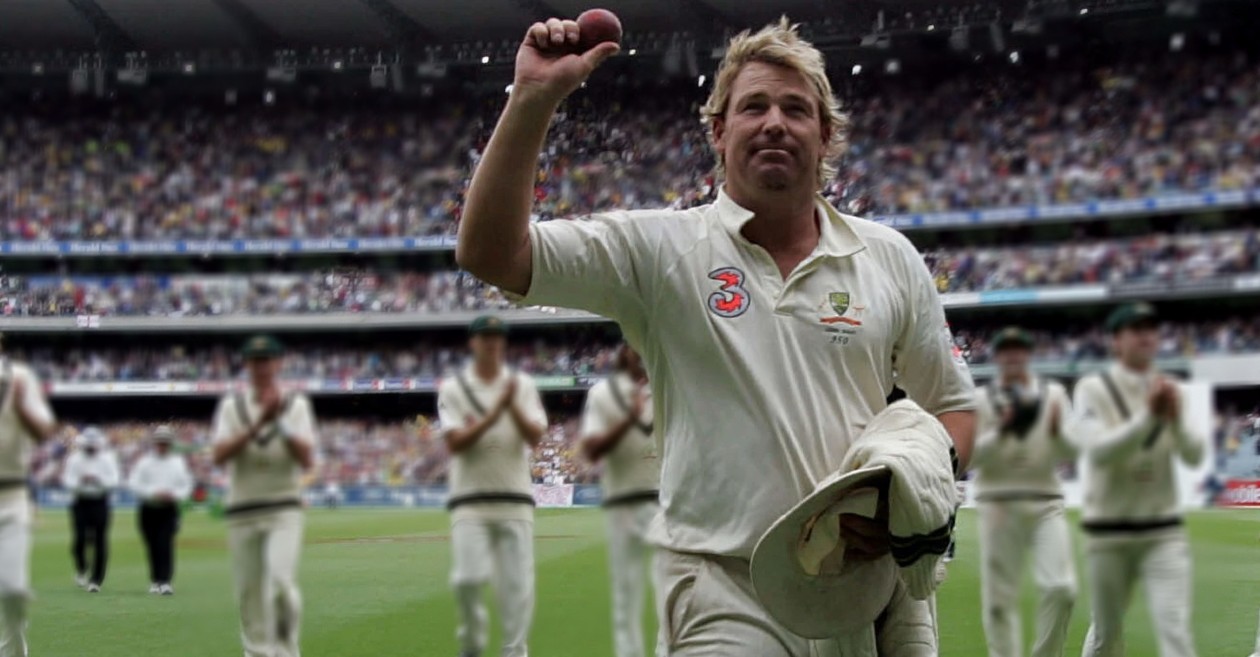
[1073,303,1203,657]
[457,16,976,656]
[0,343,57,657]
[971,327,1076,657]
[437,316,546,657]
[580,344,664,657]
[212,335,316,657]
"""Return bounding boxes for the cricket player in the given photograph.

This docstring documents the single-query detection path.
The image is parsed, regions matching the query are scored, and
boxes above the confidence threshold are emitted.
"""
[1073,303,1203,657]
[971,327,1076,657]
[580,344,664,657]
[128,425,193,595]
[0,344,57,657]
[211,335,316,657]
[61,426,120,592]
[437,316,546,657]
[456,17,976,656]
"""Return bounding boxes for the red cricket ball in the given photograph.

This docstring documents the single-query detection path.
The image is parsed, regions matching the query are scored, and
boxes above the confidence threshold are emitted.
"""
[576,9,623,52]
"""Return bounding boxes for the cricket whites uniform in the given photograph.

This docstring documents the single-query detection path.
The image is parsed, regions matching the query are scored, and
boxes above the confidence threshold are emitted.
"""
[513,189,975,656]
[437,365,546,657]
[212,390,317,657]
[1073,364,1204,657]
[580,374,664,657]
[0,359,53,657]
[972,378,1076,657]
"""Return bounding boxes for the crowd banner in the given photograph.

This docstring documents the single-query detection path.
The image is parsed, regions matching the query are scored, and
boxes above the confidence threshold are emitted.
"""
[35,484,594,510]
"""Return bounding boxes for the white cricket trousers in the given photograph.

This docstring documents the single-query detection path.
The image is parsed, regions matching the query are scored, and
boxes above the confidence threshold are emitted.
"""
[978,498,1077,657]
[450,518,534,657]
[0,495,31,657]
[654,549,937,657]
[605,502,666,657]
[227,509,304,657]
[1080,530,1195,657]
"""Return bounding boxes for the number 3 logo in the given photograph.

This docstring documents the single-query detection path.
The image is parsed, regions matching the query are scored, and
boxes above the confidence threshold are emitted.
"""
[708,267,750,318]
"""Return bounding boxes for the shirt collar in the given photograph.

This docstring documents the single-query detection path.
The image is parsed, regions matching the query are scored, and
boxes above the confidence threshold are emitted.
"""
[1110,362,1156,389]
[713,187,867,259]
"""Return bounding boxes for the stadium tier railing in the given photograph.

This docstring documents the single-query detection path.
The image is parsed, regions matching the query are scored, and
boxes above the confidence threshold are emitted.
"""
[1,188,1256,259]
[3,274,1258,334]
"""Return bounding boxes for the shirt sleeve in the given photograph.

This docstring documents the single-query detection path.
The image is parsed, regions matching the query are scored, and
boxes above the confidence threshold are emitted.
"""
[889,236,977,415]
[211,396,236,444]
[436,380,463,438]
[579,381,612,442]
[284,395,317,446]
[1171,382,1206,467]
[1050,382,1078,460]
[515,213,655,338]
[61,453,80,490]
[519,375,548,430]
[968,387,1002,469]
[172,458,194,501]
[15,366,55,431]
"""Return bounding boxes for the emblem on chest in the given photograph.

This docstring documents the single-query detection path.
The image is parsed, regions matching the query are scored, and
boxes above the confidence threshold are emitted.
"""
[707,267,750,318]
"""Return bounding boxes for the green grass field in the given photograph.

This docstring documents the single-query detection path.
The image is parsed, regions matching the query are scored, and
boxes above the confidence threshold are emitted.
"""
[21,507,1260,656]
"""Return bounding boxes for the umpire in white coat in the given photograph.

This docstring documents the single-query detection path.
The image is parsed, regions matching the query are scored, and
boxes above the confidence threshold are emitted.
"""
[212,335,317,657]
[62,427,120,592]
[580,344,664,657]
[128,425,193,595]
[437,315,547,657]
[971,327,1076,657]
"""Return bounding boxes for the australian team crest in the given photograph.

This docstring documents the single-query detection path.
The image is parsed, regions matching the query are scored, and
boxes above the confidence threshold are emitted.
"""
[829,292,850,316]
[820,291,862,326]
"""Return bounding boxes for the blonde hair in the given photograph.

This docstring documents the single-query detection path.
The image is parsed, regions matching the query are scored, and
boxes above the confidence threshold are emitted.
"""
[700,17,849,188]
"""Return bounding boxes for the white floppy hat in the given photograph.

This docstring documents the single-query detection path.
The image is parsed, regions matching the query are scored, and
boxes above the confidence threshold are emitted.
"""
[749,464,899,639]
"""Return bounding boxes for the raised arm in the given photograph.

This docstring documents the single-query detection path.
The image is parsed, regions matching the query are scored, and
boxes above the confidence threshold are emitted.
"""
[456,19,619,293]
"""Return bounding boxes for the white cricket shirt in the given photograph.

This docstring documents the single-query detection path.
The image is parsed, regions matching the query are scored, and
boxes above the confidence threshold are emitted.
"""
[211,389,317,515]
[128,452,194,503]
[971,377,1075,500]
[580,373,660,504]
[62,449,121,498]
[437,365,547,522]
[517,188,976,558]
[0,358,53,502]
[1072,363,1205,532]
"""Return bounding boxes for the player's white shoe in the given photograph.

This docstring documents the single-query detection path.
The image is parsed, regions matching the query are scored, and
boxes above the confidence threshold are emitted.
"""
[75,573,88,588]
[159,584,174,596]
[86,583,100,593]
[148,583,160,594]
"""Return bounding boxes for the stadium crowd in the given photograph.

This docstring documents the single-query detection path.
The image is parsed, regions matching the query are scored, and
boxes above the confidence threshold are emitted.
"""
[3,227,1258,318]
[7,315,1258,383]
[0,50,1256,241]
[15,339,622,382]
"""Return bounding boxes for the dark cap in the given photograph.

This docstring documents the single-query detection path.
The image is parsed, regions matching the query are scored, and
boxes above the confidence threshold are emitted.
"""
[1105,302,1159,334]
[992,326,1034,351]
[469,315,508,336]
[241,334,284,359]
